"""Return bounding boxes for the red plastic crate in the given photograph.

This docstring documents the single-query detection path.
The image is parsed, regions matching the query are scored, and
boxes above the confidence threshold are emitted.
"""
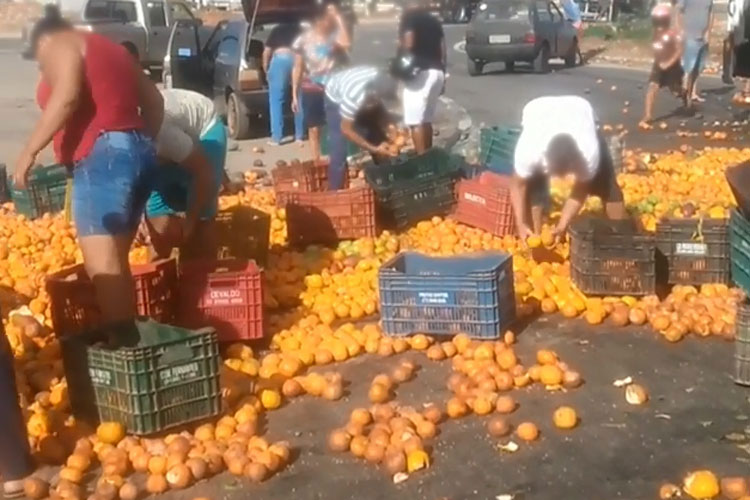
[286,186,377,246]
[272,159,349,207]
[46,259,178,337]
[177,259,264,342]
[453,171,515,237]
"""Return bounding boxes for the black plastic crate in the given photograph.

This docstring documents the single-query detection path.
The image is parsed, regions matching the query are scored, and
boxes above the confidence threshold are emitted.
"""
[181,205,270,265]
[735,301,750,385]
[10,164,69,219]
[379,251,516,339]
[656,218,730,285]
[570,218,656,296]
[364,149,459,229]
[60,319,221,434]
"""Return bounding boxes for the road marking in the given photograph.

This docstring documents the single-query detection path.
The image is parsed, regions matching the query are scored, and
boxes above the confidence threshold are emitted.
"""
[453,40,466,54]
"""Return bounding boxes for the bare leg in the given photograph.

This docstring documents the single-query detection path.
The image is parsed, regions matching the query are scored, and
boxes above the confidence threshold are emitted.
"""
[145,215,182,260]
[685,71,697,110]
[639,82,658,126]
[410,124,433,154]
[531,205,544,233]
[605,201,627,220]
[78,234,137,324]
[309,126,321,160]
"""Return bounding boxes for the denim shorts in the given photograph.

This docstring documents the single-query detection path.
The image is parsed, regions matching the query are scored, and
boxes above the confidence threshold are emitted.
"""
[146,120,227,220]
[72,131,157,237]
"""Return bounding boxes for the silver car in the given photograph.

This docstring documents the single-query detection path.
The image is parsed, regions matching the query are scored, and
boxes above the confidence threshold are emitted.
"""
[465,0,579,75]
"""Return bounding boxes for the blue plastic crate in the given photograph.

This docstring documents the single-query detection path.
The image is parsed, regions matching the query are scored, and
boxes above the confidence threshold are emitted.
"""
[730,209,750,295]
[378,252,516,339]
[479,126,521,175]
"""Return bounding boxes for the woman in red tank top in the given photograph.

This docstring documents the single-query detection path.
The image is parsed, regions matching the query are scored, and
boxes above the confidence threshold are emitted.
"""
[15,8,164,337]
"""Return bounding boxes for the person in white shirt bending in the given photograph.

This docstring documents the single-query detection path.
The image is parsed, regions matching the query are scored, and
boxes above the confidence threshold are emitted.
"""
[145,88,228,259]
[510,96,627,243]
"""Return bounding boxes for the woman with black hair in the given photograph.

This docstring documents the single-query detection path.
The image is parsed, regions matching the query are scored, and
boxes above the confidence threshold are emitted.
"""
[16,6,163,338]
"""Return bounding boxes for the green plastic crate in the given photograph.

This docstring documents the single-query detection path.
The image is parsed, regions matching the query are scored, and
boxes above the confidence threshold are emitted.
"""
[10,164,69,219]
[479,126,521,175]
[61,319,221,434]
[319,124,361,158]
[730,209,750,295]
[364,149,460,229]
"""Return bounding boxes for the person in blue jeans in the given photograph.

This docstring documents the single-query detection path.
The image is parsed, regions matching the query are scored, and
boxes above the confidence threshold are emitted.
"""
[324,66,398,190]
[146,89,226,259]
[263,22,304,146]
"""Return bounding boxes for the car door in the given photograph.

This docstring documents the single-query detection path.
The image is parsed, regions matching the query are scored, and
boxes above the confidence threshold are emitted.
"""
[145,0,170,64]
[212,22,244,115]
[534,0,555,53]
[549,2,572,57]
[167,2,198,51]
[165,19,221,96]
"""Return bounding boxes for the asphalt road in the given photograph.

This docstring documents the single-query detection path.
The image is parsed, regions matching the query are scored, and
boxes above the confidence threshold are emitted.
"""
[1,22,747,172]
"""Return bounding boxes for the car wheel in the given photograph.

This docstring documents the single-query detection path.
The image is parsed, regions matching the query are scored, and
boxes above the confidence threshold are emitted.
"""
[505,61,515,72]
[565,39,578,68]
[467,58,484,76]
[533,43,550,74]
[227,92,251,141]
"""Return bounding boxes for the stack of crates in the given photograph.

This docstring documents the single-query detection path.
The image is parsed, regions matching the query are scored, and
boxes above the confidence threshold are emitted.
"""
[364,148,459,230]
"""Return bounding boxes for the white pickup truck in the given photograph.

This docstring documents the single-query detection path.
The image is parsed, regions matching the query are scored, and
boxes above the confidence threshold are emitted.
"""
[22,0,209,75]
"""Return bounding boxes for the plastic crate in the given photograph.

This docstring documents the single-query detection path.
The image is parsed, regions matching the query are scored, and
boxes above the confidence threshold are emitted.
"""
[453,171,515,237]
[479,126,521,175]
[178,259,264,342]
[730,209,750,295]
[60,319,221,434]
[272,159,348,207]
[0,164,9,203]
[286,186,377,246]
[10,164,69,219]
[569,218,656,296]
[46,259,178,337]
[365,149,459,229]
[181,205,270,265]
[735,301,750,385]
[379,252,516,339]
[726,161,750,219]
[656,218,730,285]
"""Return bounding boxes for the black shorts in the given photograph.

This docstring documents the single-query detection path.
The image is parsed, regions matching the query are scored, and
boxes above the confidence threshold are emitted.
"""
[528,132,623,205]
[649,61,684,91]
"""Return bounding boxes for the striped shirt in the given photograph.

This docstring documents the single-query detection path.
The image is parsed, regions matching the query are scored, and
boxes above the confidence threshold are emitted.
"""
[325,66,379,120]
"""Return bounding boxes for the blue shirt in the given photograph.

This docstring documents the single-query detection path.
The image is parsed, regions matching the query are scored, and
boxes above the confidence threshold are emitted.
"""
[561,0,582,22]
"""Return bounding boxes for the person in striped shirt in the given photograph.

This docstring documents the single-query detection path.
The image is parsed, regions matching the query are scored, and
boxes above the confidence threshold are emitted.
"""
[324,65,398,189]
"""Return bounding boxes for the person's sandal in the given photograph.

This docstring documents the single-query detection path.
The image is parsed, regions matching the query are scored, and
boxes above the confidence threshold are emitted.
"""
[3,479,25,499]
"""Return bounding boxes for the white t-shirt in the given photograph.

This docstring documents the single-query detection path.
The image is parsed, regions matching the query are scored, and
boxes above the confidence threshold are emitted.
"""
[513,96,600,182]
[156,89,219,163]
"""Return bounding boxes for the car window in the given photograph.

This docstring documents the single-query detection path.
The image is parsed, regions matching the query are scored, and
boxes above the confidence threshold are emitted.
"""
[536,0,552,20]
[170,3,194,21]
[147,1,167,27]
[549,2,563,21]
[85,0,137,22]
[476,1,531,21]
[217,36,240,64]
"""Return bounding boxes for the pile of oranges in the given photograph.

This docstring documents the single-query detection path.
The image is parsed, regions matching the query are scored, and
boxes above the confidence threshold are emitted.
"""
[1,145,749,496]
